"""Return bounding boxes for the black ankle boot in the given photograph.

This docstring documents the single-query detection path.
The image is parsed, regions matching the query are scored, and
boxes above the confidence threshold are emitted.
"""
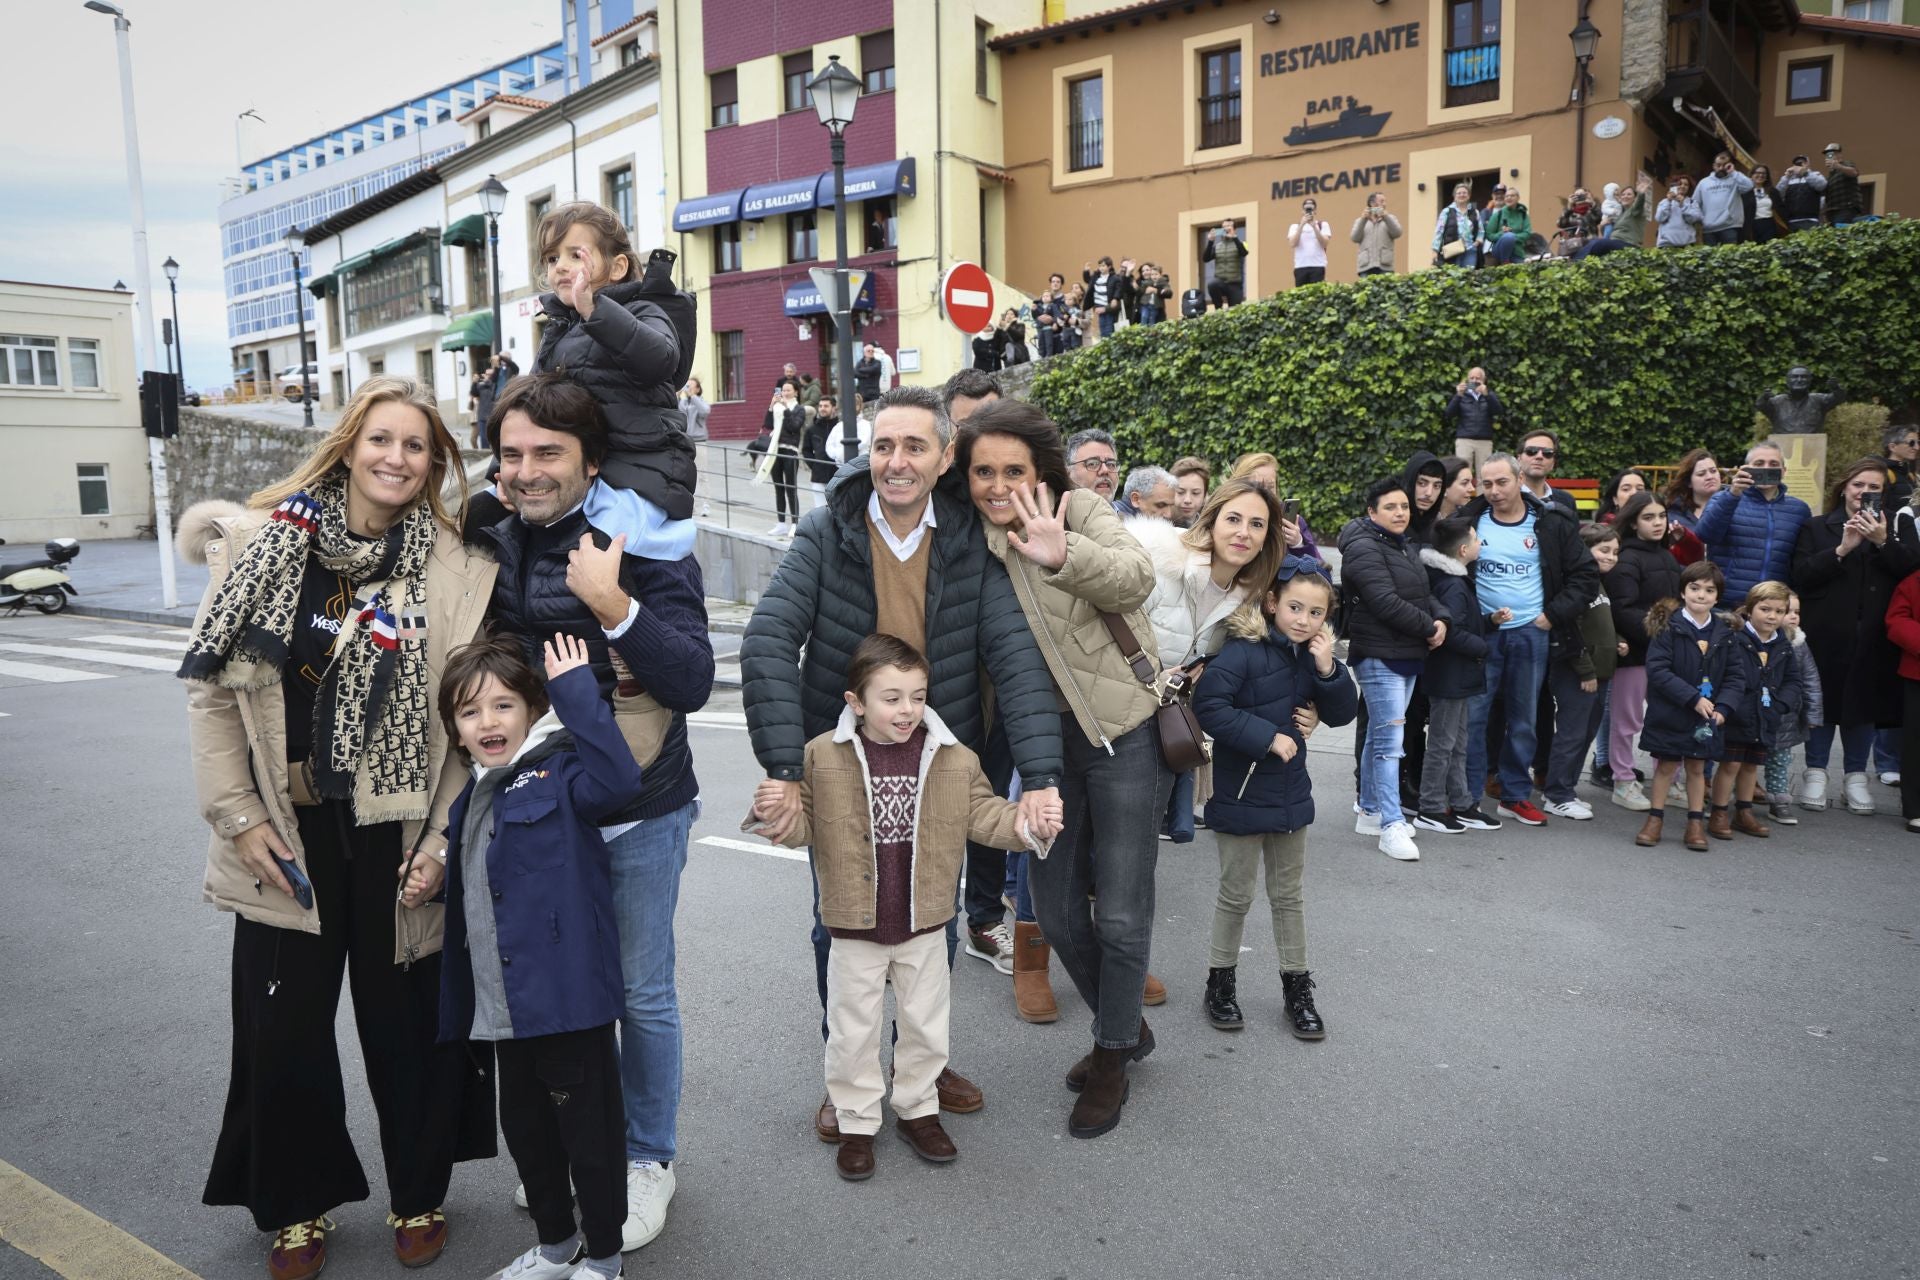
[1204,966,1243,1030]
[1280,970,1326,1040]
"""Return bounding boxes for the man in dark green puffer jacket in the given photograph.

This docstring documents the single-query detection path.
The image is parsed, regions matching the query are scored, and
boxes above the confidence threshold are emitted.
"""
[741,386,1064,1132]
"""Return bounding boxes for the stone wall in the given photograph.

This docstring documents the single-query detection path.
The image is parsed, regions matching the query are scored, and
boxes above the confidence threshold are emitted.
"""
[162,409,328,512]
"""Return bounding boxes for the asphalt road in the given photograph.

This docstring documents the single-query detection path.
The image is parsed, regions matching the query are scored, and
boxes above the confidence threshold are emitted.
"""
[1,611,1916,1280]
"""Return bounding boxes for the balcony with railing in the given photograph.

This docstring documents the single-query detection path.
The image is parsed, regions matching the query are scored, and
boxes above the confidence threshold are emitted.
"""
[1444,42,1501,107]
[1198,92,1242,150]
[1067,118,1104,173]
[1666,2,1761,141]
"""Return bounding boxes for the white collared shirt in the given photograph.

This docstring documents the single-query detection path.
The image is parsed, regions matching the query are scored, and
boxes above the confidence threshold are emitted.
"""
[867,489,938,562]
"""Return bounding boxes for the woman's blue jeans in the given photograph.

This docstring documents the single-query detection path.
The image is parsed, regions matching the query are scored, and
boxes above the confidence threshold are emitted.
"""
[1355,659,1420,823]
[1805,722,1873,774]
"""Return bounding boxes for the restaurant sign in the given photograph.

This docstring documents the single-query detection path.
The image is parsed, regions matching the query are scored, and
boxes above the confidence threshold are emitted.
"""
[1259,22,1421,77]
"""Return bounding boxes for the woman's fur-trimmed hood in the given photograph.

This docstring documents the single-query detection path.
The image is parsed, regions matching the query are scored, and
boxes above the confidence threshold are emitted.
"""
[1125,512,1202,579]
[176,500,251,565]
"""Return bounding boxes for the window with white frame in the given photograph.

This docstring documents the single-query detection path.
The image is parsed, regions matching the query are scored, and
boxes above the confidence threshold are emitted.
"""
[1,335,59,387]
[68,338,101,389]
[77,464,110,516]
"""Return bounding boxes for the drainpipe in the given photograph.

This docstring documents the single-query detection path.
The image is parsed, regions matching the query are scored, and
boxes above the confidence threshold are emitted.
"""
[672,0,687,284]
[563,96,580,200]
[933,0,944,301]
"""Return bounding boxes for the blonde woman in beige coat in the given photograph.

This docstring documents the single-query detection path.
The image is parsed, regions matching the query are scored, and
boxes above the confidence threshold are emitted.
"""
[954,399,1170,1141]
[179,376,498,1279]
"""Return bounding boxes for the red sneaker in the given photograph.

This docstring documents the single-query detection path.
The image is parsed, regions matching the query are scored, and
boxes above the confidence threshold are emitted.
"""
[1496,800,1548,826]
[268,1216,334,1280]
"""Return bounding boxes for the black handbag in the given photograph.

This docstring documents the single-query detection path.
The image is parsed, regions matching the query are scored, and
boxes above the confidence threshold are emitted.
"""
[1099,612,1209,773]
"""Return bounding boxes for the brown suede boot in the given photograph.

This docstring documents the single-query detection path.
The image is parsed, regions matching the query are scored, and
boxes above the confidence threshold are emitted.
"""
[1065,1018,1154,1092]
[1708,807,1734,841]
[1635,813,1664,847]
[1683,817,1710,851]
[1012,921,1059,1024]
[1067,1045,1132,1138]
[1732,806,1770,837]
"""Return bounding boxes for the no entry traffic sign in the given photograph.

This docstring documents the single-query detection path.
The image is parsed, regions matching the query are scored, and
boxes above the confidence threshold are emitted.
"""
[941,261,994,333]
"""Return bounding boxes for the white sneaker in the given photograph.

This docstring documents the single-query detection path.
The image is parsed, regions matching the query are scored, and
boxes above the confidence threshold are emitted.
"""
[1797,767,1829,811]
[1667,777,1689,806]
[1844,771,1876,815]
[698,500,712,519]
[1541,797,1594,820]
[1354,810,1382,837]
[622,1161,674,1251]
[484,1243,586,1280]
[1378,823,1420,861]
[1880,770,1901,786]
[1611,780,1652,812]
[512,1179,574,1210]
[768,521,788,538]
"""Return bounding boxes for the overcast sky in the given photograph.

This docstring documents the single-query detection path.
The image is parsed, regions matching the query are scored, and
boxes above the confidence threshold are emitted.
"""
[6,0,562,389]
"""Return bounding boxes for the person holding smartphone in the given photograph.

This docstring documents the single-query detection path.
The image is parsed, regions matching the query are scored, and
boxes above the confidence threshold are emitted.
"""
[1287,200,1331,287]
[1692,440,1813,604]
[1788,459,1920,814]
[1203,220,1250,307]
[1778,156,1827,234]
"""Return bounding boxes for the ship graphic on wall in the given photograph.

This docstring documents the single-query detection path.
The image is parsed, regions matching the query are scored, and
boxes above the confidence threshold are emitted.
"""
[1286,98,1391,146]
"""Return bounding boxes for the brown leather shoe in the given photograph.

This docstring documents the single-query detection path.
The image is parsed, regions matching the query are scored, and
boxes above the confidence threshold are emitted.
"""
[935,1067,984,1114]
[388,1210,447,1269]
[1012,921,1059,1023]
[1683,818,1710,851]
[896,1114,959,1163]
[268,1216,333,1280]
[1142,972,1167,1006]
[1065,1019,1154,1092]
[1708,808,1734,841]
[835,1134,875,1181]
[1634,814,1664,847]
[815,1094,841,1143]
[1732,807,1770,837]
[1068,1045,1132,1138]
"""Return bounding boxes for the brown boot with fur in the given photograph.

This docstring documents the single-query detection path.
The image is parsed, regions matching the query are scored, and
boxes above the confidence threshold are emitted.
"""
[1012,921,1058,1024]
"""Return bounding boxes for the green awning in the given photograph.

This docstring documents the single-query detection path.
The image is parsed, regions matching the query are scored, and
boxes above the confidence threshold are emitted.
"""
[336,232,434,279]
[439,311,495,351]
[442,214,487,248]
[307,272,336,299]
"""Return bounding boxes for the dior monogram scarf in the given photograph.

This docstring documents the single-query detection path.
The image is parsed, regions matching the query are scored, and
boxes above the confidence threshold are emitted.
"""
[178,472,436,824]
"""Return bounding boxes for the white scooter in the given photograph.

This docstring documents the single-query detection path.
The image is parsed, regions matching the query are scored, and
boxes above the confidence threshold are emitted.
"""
[0,538,80,615]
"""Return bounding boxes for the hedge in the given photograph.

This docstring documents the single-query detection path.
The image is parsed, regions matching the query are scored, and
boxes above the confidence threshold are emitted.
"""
[1027,219,1920,529]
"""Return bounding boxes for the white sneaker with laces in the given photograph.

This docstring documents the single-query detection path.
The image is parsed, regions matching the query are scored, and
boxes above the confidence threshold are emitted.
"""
[484,1243,585,1280]
[1541,798,1594,820]
[1354,810,1382,837]
[1610,780,1652,811]
[964,921,1016,975]
[622,1161,674,1251]
[1378,823,1420,861]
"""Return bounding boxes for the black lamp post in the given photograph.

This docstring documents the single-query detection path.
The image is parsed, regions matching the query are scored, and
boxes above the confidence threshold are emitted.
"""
[478,175,508,369]
[162,255,183,395]
[807,54,863,461]
[1570,10,1601,191]
[282,225,314,425]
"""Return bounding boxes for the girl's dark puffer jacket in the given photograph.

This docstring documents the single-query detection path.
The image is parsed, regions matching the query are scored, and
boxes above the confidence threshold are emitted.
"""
[1640,609,1743,759]
[1337,517,1444,662]
[536,278,698,520]
[1605,535,1683,666]
[1193,606,1359,836]
[1721,625,1803,749]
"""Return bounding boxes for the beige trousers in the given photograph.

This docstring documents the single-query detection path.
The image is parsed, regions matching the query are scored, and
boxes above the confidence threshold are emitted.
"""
[1454,437,1494,472]
[825,927,949,1135]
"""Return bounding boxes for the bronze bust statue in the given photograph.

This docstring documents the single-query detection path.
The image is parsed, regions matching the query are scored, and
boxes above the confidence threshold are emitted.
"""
[1757,366,1841,435]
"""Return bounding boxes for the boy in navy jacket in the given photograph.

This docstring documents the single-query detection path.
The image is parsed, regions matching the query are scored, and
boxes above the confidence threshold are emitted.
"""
[1415,518,1495,833]
[434,634,644,1280]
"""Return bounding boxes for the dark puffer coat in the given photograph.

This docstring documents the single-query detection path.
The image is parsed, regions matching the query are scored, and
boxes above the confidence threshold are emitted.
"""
[1418,546,1489,700]
[1605,535,1683,666]
[479,508,713,822]
[1721,625,1804,749]
[535,277,698,520]
[740,463,1064,788]
[1640,609,1743,760]
[1789,508,1920,727]
[1336,517,1444,662]
[1193,607,1358,836]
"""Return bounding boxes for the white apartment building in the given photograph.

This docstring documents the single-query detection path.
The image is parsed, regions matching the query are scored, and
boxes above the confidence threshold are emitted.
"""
[0,281,149,542]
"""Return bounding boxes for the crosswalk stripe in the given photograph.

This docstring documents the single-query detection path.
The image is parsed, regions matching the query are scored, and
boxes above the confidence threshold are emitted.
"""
[0,643,178,672]
[0,658,112,683]
[0,1155,204,1279]
[71,634,188,653]
[697,834,806,862]
[686,711,748,730]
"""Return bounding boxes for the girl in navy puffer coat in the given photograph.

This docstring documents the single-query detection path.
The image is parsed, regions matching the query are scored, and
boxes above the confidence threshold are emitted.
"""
[1192,559,1358,1040]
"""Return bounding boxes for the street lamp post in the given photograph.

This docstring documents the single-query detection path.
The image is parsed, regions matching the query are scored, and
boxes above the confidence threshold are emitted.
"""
[162,255,183,394]
[807,55,863,462]
[478,176,508,373]
[1570,9,1602,191]
[83,0,176,608]
[282,225,314,426]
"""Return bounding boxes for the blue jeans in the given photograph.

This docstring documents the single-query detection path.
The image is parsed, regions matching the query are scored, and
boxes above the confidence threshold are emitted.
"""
[1354,659,1420,823]
[1804,723,1873,774]
[1491,232,1525,263]
[1098,310,1116,337]
[606,800,696,1164]
[1592,679,1613,771]
[1467,626,1551,800]
[1875,727,1902,774]
[1162,769,1197,842]
[1010,851,1036,923]
[1028,720,1172,1048]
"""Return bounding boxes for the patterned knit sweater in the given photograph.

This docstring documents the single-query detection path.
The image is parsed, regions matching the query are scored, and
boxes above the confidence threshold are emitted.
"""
[828,727,941,944]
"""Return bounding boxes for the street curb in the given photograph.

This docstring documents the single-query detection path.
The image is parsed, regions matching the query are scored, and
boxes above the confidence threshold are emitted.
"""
[66,603,198,628]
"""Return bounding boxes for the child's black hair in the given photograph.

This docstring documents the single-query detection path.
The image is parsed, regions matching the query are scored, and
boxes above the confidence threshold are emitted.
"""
[1430,516,1476,560]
